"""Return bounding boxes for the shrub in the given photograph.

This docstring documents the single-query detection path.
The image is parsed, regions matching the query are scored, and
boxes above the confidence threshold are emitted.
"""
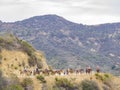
[20,40,38,67]
[20,40,35,56]
[36,75,46,83]
[36,58,43,69]
[6,85,24,90]
[14,66,18,70]
[104,74,110,78]
[95,73,112,82]
[28,57,36,67]
[95,73,104,81]
[53,78,76,90]
[21,78,33,90]
[80,79,100,90]
[95,73,114,90]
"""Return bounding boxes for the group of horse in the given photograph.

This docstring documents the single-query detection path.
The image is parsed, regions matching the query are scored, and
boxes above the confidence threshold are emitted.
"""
[19,66,100,76]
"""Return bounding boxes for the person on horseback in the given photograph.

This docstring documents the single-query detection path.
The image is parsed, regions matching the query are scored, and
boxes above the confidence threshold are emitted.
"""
[96,65,100,73]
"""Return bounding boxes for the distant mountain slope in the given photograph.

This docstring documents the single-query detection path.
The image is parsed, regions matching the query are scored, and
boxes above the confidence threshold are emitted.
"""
[0,15,120,75]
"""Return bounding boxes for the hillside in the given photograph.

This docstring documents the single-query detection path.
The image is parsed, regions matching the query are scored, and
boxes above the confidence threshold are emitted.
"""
[0,15,120,75]
[0,33,48,77]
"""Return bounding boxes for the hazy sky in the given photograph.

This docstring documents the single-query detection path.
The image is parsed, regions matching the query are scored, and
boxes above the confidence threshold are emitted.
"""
[0,0,120,25]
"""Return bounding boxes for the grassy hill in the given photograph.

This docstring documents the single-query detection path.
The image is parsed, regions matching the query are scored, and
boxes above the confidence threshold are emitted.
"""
[0,33,48,76]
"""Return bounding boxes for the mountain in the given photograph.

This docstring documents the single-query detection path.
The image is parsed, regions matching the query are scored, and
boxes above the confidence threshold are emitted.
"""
[0,15,120,75]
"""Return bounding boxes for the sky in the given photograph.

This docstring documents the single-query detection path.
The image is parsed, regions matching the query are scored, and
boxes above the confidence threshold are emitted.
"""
[0,0,120,25]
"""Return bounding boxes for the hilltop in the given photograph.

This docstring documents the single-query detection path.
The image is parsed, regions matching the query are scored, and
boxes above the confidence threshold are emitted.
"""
[0,15,120,75]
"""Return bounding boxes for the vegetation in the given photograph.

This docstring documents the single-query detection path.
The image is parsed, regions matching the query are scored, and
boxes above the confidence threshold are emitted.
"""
[21,78,34,90]
[53,78,77,90]
[95,73,116,90]
[5,85,24,90]
[80,79,100,90]
[0,70,24,90]
[36,75,46,83]
[0,33,43,68]
[95,73,111,82]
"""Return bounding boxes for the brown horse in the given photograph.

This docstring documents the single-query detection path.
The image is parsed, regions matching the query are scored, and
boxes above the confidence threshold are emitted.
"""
[86,66,92,74]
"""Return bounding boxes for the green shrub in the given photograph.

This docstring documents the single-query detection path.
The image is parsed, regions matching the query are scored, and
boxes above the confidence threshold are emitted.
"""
[20,40,35,56]
[95,73,104,81]
[36,75,46,83]
[95,73,114,90]
[6,85,24,90]
[80,79,100,90]
[102,74,113,90]
[21,78,33,88]
[104,74,110,78]
[53,78,76,90]
[95,73,112,82]
[20,40,38,66]
[36,58,43,69]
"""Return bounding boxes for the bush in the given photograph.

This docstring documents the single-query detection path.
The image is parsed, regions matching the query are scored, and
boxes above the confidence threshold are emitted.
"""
[14,66,18,70]
[6,85,24,90]
[80,79,100,90]
[102,74,114,90]
[36,75,46,83]
[28,57,37,67]
[20,40,35,56]
[20,40,38,67]
[21,78,33,90]
[95,73,112,82]
[104,74,110,78]
[53,78,76,90]
[95,73,104,81]
[36,58,43,69]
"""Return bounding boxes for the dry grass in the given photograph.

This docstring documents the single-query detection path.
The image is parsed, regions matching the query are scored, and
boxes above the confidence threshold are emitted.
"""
[0,49,29,76]
[0,49,48,77]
